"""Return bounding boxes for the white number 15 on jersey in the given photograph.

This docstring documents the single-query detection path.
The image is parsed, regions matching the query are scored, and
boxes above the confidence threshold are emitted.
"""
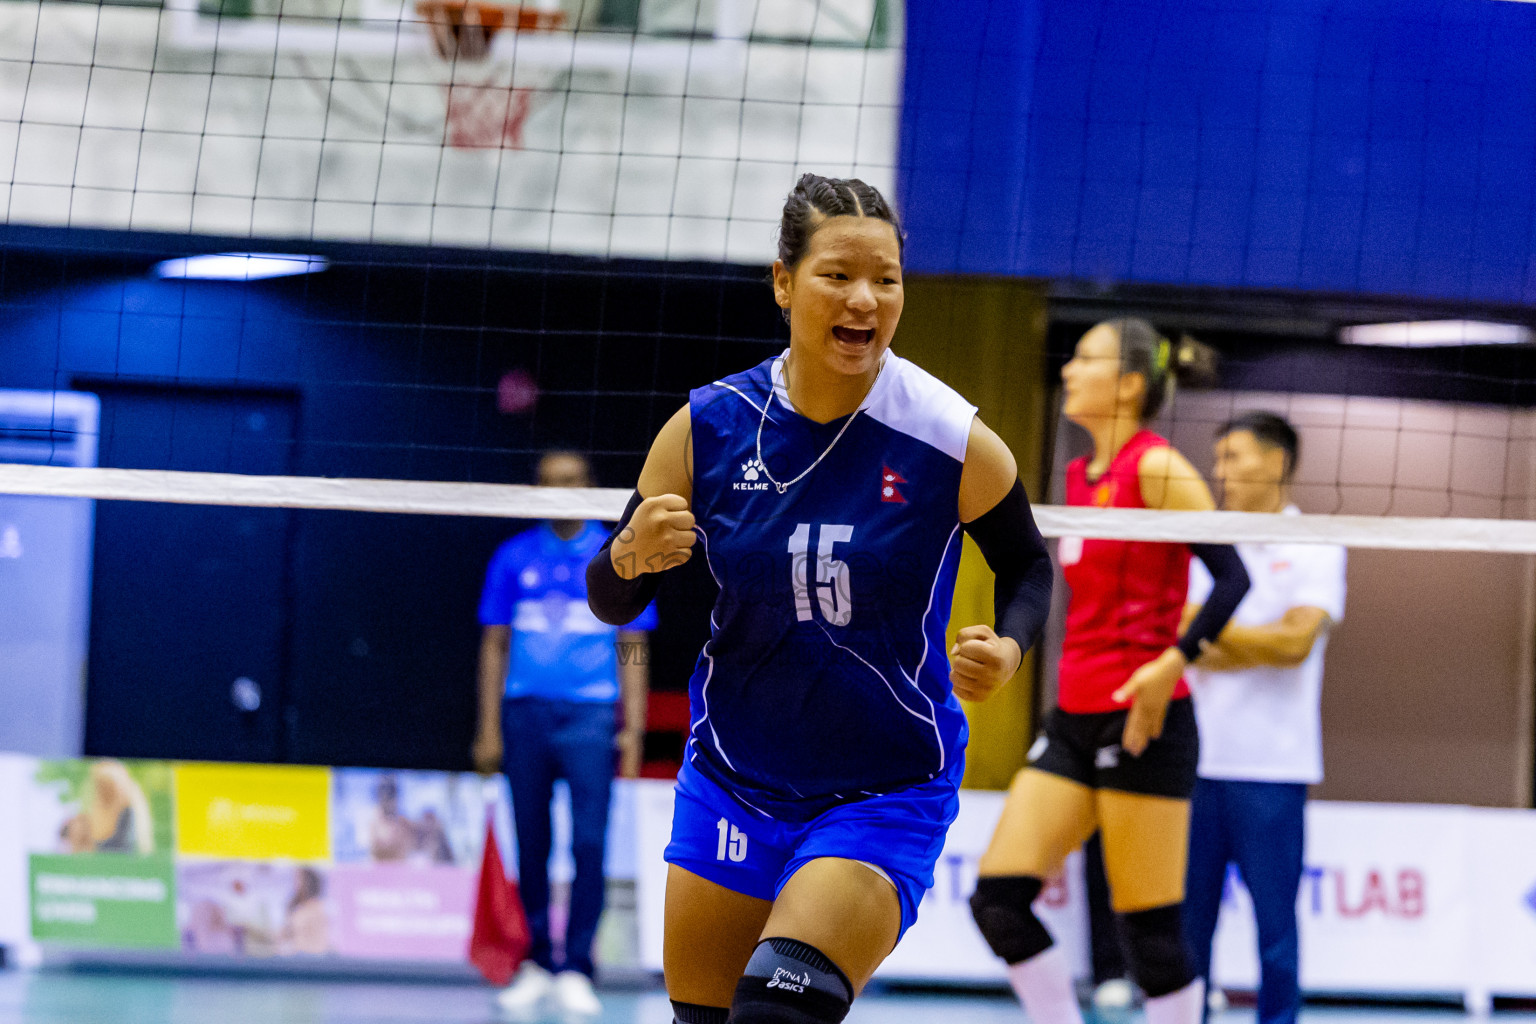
[787,523,853,626]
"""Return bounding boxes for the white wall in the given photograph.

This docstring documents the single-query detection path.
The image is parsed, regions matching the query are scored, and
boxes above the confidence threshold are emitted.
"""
[1162,391,1536,522]
[0,0,899,260]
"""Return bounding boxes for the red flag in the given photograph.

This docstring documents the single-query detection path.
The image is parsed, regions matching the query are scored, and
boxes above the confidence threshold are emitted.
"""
[468,814,530,986]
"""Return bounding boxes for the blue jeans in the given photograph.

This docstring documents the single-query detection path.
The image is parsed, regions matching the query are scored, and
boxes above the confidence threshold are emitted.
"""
[1184,777,1307,1024]
[501,697,616,978]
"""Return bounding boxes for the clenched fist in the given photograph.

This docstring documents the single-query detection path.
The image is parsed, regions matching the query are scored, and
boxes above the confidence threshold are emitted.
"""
[948,624,1022,703]
[611,493,696,578]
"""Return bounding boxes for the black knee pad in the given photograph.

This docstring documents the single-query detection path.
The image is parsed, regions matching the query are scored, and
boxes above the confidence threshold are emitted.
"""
[1121,903,1195,998]
[730,937,853,1023]
[672,1000,729,1024]
[968,876,1053,965]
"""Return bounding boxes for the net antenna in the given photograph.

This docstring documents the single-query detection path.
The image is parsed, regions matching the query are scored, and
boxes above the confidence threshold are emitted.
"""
[414,0,566,63]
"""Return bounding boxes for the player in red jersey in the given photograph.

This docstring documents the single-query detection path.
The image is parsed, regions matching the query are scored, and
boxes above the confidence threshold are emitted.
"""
[969,319,1250,1024]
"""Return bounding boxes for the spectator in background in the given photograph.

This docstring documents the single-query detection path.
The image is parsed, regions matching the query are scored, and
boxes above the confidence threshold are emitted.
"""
[473,450,655,1018]
[1182,413,1346,1024]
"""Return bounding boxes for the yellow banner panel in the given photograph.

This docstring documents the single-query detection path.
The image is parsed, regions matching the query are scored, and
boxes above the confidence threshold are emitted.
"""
[175,763,330,861]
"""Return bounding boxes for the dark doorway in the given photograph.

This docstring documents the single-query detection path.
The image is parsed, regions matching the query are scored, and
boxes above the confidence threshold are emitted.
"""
[83,383,298,763]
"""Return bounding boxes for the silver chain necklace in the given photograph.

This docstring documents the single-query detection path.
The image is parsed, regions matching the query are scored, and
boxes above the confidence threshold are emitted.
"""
[754,352,885,495]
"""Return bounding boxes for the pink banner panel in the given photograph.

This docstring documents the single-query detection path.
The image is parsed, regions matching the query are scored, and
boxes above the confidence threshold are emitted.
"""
[329,864,476,961]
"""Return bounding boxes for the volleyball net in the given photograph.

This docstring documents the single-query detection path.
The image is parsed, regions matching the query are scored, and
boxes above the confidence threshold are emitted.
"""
[2,0,1536,822]
[1,435,1532,807]
[7,463,1536,553]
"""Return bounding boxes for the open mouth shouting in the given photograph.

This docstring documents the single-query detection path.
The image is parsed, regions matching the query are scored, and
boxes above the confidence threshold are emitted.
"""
[832,326,876,346]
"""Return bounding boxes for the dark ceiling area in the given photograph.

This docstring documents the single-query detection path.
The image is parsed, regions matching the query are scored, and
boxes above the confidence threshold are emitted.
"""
[1045,279,1536,407]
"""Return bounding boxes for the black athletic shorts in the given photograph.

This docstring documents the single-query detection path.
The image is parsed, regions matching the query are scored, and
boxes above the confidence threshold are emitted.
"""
[1028,697,1199,799]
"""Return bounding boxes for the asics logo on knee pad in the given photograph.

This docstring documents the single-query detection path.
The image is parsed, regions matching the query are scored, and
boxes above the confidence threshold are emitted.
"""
[734,938,854,1022]
[765,968,810,993]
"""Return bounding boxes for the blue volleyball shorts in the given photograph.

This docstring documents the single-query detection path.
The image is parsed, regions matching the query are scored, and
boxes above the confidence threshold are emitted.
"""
[663,757,964,939]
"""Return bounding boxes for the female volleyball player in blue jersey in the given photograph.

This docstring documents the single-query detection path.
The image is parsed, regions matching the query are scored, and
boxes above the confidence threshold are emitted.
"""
[587,174,1055,1024]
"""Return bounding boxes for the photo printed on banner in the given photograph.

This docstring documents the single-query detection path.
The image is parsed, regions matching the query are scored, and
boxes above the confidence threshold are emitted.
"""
[332,769,506,868]
[178,860,331,957]
[24,758,177,948]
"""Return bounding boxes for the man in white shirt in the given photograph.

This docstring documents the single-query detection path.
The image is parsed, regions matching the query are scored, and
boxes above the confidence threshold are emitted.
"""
[1181,412,1346,1024]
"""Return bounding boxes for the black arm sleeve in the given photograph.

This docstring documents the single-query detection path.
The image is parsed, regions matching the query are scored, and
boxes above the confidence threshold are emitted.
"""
[961,479,1054,658]
[586,491,663,626]
[1177,542,1251,663]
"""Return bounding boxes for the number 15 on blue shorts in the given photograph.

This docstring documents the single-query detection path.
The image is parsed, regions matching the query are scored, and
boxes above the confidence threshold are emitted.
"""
[662,757,962,938]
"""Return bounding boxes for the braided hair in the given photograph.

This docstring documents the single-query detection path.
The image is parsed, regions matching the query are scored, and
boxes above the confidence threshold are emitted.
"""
[777,172,903,268]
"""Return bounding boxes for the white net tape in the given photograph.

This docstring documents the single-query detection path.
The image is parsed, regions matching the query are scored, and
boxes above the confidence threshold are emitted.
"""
[5,463,1536,553]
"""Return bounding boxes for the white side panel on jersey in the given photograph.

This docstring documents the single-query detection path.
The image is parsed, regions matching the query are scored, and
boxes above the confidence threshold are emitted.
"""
[859,354,978,463]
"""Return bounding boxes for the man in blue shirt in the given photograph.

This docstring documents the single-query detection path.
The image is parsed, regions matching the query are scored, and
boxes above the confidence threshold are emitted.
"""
[473,451,656,1016]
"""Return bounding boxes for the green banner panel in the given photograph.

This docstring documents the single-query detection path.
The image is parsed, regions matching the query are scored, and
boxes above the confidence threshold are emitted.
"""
[30,853,177,948]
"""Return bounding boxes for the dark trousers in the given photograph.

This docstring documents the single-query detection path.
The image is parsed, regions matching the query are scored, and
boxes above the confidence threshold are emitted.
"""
[501,697,617,978]
[1184,777,1307,1024]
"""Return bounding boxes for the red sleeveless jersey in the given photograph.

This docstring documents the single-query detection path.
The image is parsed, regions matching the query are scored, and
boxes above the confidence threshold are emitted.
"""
[1057,430,1191,714]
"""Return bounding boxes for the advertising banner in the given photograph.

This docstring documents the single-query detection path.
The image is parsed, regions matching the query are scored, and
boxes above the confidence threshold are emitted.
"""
[1467,809,1536,998]
[879,789,1088,982]
[634,779,675,972]
[6,754,1528,999]
[175,763,329,861]
[0,753,36,948]
[329,864,476,960]
[1210,802,1473,994]
[332,768,498,870]
[634,781,1087,983]
[25,758,174,856]
[31,853,177,948]
[326,769,505,962]
[177,860,332,956]
[23,757,177,948]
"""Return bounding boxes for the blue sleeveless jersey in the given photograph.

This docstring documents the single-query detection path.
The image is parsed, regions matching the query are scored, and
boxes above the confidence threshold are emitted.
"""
[686,350,977,822]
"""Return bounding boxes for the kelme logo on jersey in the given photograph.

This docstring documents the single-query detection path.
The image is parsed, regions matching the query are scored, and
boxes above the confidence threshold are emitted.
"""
[766,967,810,993]
[734,457,771,491]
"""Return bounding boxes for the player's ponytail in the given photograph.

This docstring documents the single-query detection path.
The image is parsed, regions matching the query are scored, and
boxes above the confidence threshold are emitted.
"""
[1109,318,1219,421]
[1170,333,1219,391]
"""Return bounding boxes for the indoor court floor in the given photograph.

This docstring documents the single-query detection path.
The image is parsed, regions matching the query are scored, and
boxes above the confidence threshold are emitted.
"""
[1,970,1532,1024]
